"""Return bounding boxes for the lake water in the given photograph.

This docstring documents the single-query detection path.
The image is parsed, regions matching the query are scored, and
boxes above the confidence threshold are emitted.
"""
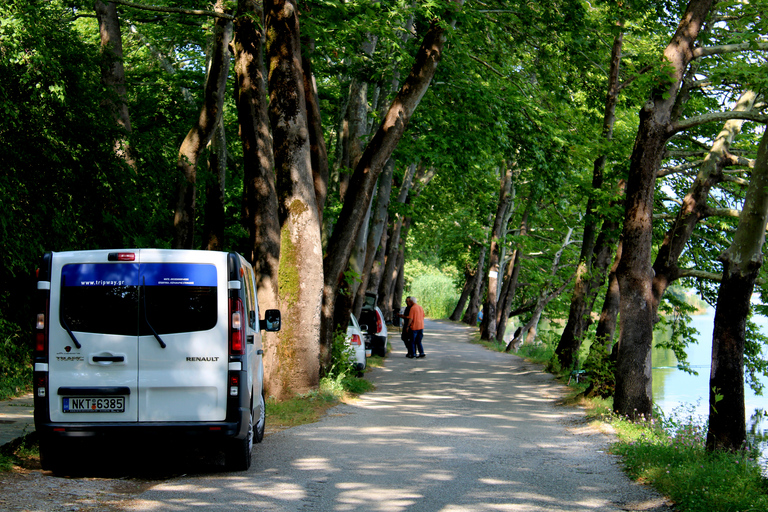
[652,307,768,472]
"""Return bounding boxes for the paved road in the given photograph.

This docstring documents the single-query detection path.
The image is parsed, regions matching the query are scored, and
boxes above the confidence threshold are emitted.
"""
[117,319,670,512]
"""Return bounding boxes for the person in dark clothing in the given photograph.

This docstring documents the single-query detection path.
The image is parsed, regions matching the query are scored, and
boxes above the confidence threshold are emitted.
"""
[399,296,414,358]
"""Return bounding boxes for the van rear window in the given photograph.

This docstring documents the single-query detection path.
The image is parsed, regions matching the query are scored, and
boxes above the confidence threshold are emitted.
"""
[60,263,218,336]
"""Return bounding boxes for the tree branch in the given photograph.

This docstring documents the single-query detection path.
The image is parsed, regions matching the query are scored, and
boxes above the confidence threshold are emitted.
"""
[670,110,768,134]
[110,0,234,20]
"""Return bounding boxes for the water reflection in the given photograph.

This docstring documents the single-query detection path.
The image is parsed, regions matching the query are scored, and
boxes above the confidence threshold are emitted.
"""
[652,308,768,472]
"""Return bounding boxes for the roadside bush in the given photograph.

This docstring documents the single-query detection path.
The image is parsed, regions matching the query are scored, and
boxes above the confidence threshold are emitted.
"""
[0,320,31,400]
[405,263,459,318]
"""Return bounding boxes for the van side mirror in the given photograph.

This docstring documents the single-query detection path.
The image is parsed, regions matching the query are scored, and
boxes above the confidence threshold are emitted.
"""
[261,309,281,332]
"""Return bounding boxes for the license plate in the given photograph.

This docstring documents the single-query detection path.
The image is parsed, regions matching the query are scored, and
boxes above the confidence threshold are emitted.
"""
[63,397,125,413]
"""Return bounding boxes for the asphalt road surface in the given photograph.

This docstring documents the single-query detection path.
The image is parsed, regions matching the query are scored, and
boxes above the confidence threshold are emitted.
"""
[117,318,670,512]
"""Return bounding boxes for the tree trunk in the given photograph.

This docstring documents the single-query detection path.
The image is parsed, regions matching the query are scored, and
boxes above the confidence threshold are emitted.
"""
[391,218,411,315]
[266,0,323,392]
[481,166,513,340]
[495,202,530,341]
[463,246,487,325]
[706,128,768,452]
[353,159,394,316]
[378,163,417,320]
[233,0,282,396]
[598,240,623,356]
[301,38,329,224]
[172,0,233,249]
[320,3,463,364]
[614,0,713,420]
[555,29,623,369]
[203,119,227,250]
[95,0,135,170]
[450,267,475,321]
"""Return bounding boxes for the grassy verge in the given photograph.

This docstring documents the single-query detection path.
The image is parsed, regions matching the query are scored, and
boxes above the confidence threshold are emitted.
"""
[584,399,768,512]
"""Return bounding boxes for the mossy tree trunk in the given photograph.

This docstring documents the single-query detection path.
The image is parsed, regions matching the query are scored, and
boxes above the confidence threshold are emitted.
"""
[266,0,323,393]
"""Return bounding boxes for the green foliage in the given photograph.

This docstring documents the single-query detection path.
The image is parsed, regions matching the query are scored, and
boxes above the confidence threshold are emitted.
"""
[326,329,357,381]
[581,343,615,398]
[0,321,31,400]
[404,261,459,319]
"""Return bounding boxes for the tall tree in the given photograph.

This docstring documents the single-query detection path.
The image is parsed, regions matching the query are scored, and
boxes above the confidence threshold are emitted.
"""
[232,0,282,395]
[614,0,713,419]
[266,0,323,392]
[95,0,135,170]
[707,126,768,453]
[480,166,513,341]
[172,0,233,249]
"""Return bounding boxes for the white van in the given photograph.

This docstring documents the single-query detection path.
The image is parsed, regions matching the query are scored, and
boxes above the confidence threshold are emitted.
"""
[32,249,281,472]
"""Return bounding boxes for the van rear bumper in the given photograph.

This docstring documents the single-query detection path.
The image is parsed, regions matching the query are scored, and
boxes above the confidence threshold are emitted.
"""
[35,419,246,440]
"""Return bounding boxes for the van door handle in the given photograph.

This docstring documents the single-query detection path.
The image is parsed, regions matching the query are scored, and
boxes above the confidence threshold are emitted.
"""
[93,355,124,362]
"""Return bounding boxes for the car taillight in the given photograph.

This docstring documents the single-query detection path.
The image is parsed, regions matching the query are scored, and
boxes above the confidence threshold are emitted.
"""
[375,311,383,334]
[351,334,362,346]
[229,297,244,355]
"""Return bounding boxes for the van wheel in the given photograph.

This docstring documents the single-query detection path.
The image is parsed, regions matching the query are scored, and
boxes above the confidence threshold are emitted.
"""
[225,406,254,471]
[254,392,265,444]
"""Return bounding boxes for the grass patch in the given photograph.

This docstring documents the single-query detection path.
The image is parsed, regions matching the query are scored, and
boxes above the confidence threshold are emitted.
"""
[582,398,768,511]
[267,372,376,431]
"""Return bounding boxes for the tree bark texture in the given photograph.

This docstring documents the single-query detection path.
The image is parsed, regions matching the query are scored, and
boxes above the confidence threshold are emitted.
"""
[614,0,713,419]
[353,159,394,316]
[320,5,461,361]
[95,0,135,169]
[233,0,282,396]
[706,127,768,452]
[203,119,227,250]
[377,163,416,321]
[651,90,757,312]
[301,39,329,225]
[172,0,233,249]
[555,30,623,369]
[495,207,529,341]
[463,246,487,325]
[481,166,513,341]
[450,266,476,321]
[266,0,323,391]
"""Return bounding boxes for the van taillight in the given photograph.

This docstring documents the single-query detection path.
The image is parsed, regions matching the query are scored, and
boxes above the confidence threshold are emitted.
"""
[351,334,362,346]
[229,373,239,396]
[35,312,47,354]
[35,373,47,398]
[229,298,244,355]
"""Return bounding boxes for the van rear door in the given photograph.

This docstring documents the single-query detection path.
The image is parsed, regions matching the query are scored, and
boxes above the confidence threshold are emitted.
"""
[136,250,228,422]
[49,251,140,423]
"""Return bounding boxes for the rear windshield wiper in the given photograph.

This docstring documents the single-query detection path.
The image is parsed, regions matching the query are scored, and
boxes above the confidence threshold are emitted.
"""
[59,276,82,349]
[142,277,166,349]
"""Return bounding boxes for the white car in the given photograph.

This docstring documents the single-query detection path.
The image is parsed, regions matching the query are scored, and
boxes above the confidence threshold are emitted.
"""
[347,313,367,375]
[359,292,388,357]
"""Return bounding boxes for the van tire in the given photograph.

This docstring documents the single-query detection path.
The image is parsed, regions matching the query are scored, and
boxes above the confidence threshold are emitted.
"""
[225,404,254,471]
[254,392,265,444]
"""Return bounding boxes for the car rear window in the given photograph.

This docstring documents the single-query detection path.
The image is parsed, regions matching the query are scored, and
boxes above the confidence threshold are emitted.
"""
[60,263,218,336]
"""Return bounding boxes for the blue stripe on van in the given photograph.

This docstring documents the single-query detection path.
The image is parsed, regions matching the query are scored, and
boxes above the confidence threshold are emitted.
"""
[140,263,217,287]
[61,263,139,286]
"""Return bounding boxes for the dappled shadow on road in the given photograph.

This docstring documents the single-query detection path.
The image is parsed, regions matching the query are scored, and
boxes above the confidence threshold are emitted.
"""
[116,319,670,512]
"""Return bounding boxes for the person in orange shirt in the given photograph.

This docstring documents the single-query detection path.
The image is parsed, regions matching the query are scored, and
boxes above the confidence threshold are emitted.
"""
[407,296,426,358]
